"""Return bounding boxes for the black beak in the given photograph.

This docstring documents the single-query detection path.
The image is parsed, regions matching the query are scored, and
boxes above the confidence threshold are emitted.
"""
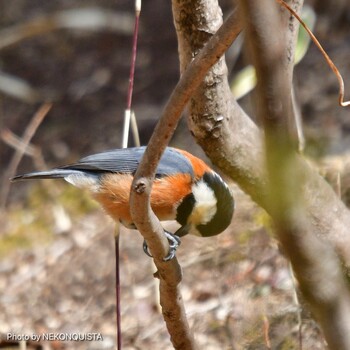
[174,223,191,237]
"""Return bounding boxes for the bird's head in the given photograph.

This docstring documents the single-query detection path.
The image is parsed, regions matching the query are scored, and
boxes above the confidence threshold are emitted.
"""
[176,171,234,237]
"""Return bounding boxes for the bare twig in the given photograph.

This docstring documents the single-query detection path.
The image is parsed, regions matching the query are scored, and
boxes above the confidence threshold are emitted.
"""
[114,223,122,350]
[116,2,142,348]
[1,128,39,157]
[1,128,48,175]
[0,103,52,209]
[240,1,350,349]
[262,315,271,349]
[1,113,70,233]
[126,1,141,111]
[130,110,141,147]
[276,0,350,107]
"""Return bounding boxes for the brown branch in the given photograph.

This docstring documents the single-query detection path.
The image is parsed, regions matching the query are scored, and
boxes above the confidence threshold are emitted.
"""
[130,177,195,350]
[129,9,243,350]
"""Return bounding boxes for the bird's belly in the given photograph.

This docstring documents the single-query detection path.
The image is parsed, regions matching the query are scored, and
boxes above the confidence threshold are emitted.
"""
[92,173,191,227]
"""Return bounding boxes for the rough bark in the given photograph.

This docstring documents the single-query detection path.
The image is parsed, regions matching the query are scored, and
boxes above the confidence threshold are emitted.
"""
[130,175,196,350]
[172,0,350,269]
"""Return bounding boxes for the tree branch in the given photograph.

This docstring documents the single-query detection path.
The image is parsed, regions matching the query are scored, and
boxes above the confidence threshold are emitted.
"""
[239,0,350,348]
[129,7,242,350]
[173,0,350,270]
[173,0,267,204]
[131,0,350,346]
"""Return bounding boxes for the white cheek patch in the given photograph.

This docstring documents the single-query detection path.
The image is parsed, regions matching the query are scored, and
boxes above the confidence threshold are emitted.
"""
[189,180,217,227]
[65,173,100,192]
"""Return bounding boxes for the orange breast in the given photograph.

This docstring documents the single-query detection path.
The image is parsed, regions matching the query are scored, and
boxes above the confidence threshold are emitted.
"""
[93,173,193,226]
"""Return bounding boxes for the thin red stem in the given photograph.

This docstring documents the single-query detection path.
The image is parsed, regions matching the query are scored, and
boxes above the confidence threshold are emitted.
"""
[115,234,122,350]
[126,10,140,110]
[116,3,141,349]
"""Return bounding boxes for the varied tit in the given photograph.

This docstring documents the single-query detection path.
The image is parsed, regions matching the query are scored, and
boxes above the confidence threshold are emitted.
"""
[11,146,234,260]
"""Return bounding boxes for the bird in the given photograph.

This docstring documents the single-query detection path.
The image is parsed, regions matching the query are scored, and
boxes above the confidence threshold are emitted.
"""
[11,146,234,260]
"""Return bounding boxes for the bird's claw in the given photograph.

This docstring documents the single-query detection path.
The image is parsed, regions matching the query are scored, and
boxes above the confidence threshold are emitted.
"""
[143,240,152,258]
[163,231,181,261]
[143,231,181,261]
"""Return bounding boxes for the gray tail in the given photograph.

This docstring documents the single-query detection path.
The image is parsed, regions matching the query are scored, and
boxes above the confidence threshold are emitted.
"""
[10,169,83,182]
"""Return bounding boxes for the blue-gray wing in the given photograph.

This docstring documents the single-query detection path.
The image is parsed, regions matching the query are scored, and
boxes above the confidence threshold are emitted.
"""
[61,146,194,178]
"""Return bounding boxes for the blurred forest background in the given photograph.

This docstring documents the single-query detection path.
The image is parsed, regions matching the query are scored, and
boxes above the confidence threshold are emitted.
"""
[0,0,350,349]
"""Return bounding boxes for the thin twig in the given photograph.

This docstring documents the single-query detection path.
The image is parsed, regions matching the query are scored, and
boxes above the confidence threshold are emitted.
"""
[126,0,141,111]
[114,224,122,350]
[1,128,39,157]
[130,110,141,147]
[2,118,68,233]
[276,0,350,107]
[115,1,142,349]
[262,315,271,349]
[1,128,48,178]
[0,103,52,208]
[122,109,131,149]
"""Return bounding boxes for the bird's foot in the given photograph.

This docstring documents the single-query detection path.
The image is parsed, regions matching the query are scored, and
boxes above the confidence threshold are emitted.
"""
[143,230,181,261]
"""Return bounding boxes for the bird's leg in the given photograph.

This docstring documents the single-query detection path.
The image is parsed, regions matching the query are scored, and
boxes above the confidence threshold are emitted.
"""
[143,230,181,261]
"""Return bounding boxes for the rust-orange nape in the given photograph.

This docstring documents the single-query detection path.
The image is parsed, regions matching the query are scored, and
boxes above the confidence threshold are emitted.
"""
[175,149,211,179]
